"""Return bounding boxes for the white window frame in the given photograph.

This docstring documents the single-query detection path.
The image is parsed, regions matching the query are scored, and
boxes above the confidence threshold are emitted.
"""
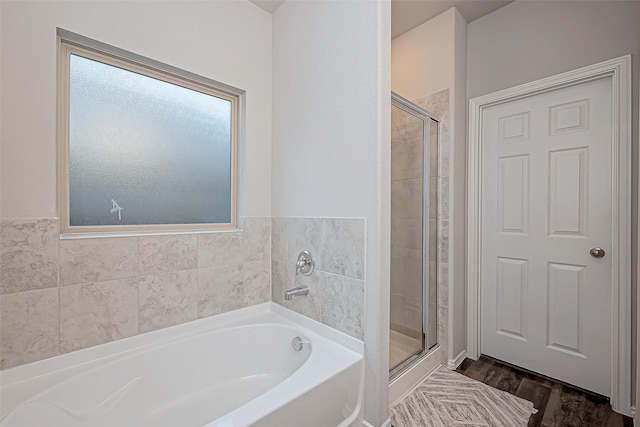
[57,29,242,237]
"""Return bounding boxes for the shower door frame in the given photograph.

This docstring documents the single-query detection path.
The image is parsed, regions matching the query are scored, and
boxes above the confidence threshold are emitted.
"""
[389,92,440,380]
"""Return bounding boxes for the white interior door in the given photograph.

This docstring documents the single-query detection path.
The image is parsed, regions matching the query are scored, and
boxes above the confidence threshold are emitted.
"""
[480,76,612,396]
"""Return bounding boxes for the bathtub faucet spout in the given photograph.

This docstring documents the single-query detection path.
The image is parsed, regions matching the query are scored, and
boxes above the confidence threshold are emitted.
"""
[284,285,309,301]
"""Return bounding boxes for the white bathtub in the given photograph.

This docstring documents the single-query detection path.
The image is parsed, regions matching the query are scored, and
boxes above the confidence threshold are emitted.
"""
[0,303,364,427]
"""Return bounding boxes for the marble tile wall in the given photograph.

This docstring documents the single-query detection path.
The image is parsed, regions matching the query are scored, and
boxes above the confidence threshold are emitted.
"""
[0,217,270,369]
[414,89,450,358]
[390,104,426,337]
[271,217,365,340]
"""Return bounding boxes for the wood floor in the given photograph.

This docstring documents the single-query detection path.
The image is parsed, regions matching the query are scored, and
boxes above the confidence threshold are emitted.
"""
[455,356,633,427]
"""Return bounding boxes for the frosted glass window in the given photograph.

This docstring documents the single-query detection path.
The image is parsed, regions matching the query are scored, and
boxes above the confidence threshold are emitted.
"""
[69,55,232,226]
[58,32,241,234]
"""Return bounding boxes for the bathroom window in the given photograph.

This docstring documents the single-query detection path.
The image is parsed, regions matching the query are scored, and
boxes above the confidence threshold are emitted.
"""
[57,30,242,236]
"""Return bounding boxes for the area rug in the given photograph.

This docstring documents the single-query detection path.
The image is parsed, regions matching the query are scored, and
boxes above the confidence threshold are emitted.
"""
[390,366,537,427]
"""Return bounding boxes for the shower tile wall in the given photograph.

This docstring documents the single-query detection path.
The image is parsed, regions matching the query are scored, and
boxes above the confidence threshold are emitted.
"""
[390,107,426,341]
[413,89,450,358]
[389,89,450,358]
[0,217,270,369]
[271,217,365,340]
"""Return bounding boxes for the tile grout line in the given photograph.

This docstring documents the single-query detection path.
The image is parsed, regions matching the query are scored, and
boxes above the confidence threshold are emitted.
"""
[58,219,62,357]
[136,236,141,335]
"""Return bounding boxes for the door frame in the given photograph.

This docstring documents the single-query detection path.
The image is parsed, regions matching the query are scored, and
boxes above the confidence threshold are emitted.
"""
[466,56,632,416]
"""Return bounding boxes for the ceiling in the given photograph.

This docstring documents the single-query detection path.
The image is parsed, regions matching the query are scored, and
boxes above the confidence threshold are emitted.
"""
[249,0,514,39]
[391,1,514,38]
[250,0,284,14]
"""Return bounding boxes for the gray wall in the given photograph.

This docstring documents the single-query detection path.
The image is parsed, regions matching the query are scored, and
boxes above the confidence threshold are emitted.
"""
[468,0,640,404]
[272,2,391,424]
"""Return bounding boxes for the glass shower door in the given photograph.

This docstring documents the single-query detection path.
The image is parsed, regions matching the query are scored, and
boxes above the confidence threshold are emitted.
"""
[389,93,438,376]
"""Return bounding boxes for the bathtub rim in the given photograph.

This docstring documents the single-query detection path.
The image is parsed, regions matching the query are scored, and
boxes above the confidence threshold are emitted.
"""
[0,302,363,388]
[1,302,366,427]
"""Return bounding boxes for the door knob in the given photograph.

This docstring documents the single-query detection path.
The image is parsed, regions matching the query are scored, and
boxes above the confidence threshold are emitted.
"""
[590,247,605,258]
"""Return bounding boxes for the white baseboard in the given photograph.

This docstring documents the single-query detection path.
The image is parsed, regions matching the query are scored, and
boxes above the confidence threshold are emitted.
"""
[630,405,635,417]
[447,350,467,370]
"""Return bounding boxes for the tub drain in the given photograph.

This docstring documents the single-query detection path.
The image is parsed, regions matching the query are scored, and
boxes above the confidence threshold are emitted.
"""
[291,336,304,351]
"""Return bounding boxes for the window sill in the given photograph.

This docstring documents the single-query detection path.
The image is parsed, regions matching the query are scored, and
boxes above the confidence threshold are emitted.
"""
[59,227,243,240]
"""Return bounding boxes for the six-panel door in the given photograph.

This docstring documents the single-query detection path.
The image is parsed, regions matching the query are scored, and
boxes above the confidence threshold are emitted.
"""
[480,77,612,396]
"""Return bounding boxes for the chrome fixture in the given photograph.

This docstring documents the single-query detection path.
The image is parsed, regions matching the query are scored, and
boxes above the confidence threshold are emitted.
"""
[291,336,308,352]
[590,247,606,258]
[296,250,314,276]
[284,285,309,301]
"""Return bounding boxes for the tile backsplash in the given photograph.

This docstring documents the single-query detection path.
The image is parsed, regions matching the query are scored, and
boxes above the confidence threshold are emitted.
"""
[271,217,365,340]
[0,215,366,370]
[0,219,59,294]
[0,217,270,369]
